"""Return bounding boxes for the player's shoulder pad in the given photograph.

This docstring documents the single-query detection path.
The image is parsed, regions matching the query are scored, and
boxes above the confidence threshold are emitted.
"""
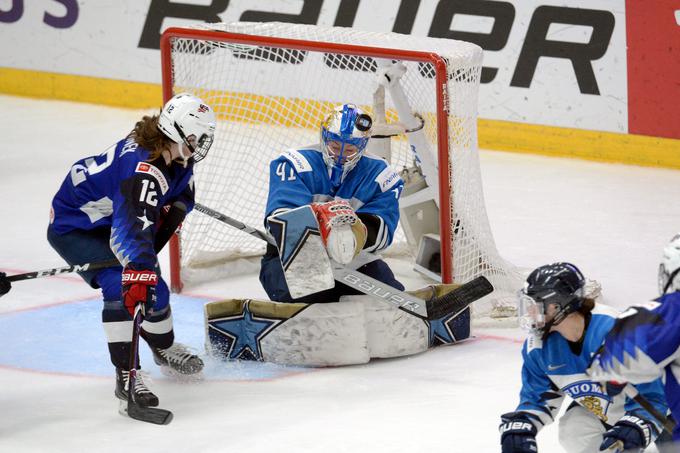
[279,148,314,173]
[591,302,621,319]
[373,163,402,193]
[134,161,169,195]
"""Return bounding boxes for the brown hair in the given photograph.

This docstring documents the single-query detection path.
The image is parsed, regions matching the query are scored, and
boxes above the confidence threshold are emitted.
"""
[128,115,173,161]
[577,297,596,315]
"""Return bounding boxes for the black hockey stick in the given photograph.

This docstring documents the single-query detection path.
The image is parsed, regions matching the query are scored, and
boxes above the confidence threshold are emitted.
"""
[623,384,676,435]
[0,259,121,298]
[0,224,180,298]
[124,303,173,425]
[194,203,493,320]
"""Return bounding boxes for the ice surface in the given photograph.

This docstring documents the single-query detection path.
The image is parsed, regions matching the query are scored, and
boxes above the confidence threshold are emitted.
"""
[1,95,679,452]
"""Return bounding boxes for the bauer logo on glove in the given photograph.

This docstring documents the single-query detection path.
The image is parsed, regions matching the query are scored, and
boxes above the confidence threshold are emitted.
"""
[311,200,367,265]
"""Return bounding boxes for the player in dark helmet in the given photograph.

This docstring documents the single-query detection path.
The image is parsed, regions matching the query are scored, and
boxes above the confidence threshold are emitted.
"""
[500,262,667,453]
[518,262,587,339]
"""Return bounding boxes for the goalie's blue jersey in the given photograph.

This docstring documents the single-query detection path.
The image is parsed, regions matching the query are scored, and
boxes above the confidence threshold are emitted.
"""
[516,303,667,433]
[589,294,680,440]
[50,137,195,270]
[265,145,403,252]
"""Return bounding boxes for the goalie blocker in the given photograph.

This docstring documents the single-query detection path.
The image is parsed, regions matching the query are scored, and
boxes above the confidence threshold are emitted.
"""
[205,283,472,366]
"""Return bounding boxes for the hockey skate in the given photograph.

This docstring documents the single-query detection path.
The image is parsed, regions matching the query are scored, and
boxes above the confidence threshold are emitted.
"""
[151,343,204,377]
[115,367,159,412]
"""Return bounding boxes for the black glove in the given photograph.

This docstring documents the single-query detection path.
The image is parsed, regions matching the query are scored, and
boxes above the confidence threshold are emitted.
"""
[599,414,653,451]
[499,412,538,453]
[0,272,11,296]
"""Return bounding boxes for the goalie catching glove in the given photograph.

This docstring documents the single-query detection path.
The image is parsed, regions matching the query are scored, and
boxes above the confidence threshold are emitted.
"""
[311,200,367,265]
[122,267,158,316]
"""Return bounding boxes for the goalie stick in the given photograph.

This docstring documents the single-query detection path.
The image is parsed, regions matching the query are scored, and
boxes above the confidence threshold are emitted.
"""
[194,203,493,320]
[123,303,173,425]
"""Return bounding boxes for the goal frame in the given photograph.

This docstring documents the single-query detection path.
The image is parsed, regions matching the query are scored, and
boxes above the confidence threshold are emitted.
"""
[160,26,455,293]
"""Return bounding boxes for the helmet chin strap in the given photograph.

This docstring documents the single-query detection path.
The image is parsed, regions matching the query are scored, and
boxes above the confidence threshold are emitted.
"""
[539,301,576,340]
[176,144,193,167]
[173,121,196,167]
[662,267,680,294]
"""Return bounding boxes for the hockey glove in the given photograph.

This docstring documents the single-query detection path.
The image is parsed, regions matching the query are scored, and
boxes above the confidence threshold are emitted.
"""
[154,202,187,252]
[122,267,158,316]
[0,272,10,296]
[599,414,653,451]
[499,412,538,453]
[311,200,367,265]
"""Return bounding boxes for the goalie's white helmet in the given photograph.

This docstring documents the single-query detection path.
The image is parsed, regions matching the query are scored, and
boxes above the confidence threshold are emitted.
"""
[320,104,372,185]
[157,93,216,163]
[658,232,680,294]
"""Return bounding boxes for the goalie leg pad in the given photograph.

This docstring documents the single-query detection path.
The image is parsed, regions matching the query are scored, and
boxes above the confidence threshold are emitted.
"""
[205,298,369,366]
[347,294,429,358]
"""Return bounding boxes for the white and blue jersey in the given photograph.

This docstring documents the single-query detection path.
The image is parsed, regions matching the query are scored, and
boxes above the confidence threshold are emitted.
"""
[265,145,403,253]
[50,137,194,270]
[589,294,680,440]
[516,304,667,434]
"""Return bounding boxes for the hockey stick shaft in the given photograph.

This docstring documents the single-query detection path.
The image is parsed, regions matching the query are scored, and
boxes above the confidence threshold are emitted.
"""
[1,230,175,296]
[5,258,121,282]
[193,203,431,316]
[623,384,676,434]
[194,204,276,246]
[194,203,493,320]
[125,303,173,425]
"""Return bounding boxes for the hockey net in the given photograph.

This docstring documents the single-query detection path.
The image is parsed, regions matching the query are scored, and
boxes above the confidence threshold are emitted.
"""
[162,22,524,319]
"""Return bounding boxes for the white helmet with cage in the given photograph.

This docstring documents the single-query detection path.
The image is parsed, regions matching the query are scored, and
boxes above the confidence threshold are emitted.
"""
[659,232,680,294]
[157,92,216,163]
[320,103,373,185]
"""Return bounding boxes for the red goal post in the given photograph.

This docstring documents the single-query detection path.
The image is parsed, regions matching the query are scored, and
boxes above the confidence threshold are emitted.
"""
[160,22,522,318]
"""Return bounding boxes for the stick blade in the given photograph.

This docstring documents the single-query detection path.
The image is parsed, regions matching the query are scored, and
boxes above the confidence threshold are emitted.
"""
[126,403,174,425]
[426,276,494,320]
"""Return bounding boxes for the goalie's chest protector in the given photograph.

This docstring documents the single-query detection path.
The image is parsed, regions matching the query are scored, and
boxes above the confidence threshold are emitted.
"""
[268,147,400,215]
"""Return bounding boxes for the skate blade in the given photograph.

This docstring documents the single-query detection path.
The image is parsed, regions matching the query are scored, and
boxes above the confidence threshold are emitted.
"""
[159,365,204,382]
[118,399,129,416]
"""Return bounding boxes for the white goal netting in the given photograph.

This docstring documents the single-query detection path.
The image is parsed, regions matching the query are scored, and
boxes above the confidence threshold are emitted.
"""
[163,22,524,317]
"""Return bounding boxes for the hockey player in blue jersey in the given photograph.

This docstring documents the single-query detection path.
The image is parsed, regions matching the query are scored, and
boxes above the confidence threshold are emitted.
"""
[589,233,680,443]
[499,262,667,452]
[46,93,215,409]
[259,103,405,303]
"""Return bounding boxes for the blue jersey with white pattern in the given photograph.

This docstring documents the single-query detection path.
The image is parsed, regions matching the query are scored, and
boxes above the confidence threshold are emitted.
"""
[265,145,403,252]
[516,304,667,434]
[589,294,680,440]
[50,137,194,270]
